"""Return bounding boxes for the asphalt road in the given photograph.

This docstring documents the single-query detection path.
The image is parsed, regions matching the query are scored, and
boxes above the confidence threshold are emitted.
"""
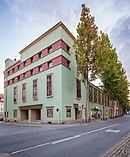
[0,116,130,157]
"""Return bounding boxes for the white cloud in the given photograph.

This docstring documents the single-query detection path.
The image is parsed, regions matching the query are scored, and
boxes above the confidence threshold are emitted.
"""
[1,0,130,94]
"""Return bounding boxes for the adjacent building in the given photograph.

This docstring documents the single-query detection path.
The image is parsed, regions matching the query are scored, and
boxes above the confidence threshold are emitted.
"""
[0,94,4,119]
[4,22,114,123]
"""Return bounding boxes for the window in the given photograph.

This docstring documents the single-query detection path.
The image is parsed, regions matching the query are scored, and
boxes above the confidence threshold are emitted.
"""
[94,88,97,102]
[22,83,26,102]
[47,109,53,117]
[12,78,14,83]
[33,79,38,100]
[4,112,8,118]
[13,109,17,118]
[18,75,20,81]
[48,61,52,68]
[67,60,70,68]
[14,86,17,103]
[38,65,42,72]
[30,69,34,75]
[47,74,53,97]
[89,86,93,101]
[48,46,52,53]
[38,52,42,58]
[66,108,71,117]
[24,73,26,78]
[12,68,14,73]
[23,61,26,67]
[18,65,20,70]
[30,57,34,63]
[67,45,70,52]
[98,91,101,104]
[76,79,81,99]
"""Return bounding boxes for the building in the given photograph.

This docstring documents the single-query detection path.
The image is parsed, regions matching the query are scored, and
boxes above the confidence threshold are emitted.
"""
[0,94,4,119]
[4,22,114,123]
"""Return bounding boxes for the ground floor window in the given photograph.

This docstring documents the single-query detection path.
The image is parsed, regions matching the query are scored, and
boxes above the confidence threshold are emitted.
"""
[47,109,53,117]
[13,109,17,118]
[4,111,8,118]
[66,108,71,117]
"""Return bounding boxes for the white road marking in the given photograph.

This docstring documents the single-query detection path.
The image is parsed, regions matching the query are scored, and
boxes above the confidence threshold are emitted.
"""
[11,123,119,155]
[11,143,51,155]
[52,135,81,144]
[106,129,120,133]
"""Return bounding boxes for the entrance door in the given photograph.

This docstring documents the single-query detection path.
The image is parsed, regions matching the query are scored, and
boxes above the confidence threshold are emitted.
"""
[36,109,41,120]
[21,110,29,121]
[75,108,81,119]
[31,109,41,121]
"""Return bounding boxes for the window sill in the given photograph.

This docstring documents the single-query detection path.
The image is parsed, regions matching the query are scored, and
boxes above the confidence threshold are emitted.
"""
[47,95,53,98]
[76,97,81,100]
[33,97,38,101]
[22,100,27,103]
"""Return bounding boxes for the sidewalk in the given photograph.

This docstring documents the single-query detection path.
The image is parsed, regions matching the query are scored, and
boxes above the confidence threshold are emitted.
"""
[1,116,120,127]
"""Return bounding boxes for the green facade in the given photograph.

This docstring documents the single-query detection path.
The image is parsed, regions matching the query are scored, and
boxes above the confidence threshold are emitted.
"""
[4,22,113,123]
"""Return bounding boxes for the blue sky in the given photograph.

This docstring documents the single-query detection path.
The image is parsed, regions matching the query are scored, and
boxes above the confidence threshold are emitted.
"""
[0,0,130,93]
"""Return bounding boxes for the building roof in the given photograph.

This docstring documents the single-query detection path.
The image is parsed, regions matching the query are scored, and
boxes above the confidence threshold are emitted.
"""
[19,21,76,54]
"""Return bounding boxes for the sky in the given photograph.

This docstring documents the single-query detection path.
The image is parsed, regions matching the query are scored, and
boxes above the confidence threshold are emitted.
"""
[0,0,130,94]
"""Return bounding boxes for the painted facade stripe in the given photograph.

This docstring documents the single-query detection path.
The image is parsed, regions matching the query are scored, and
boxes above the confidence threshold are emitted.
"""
[4,39,70,78]
[4,55,70,87]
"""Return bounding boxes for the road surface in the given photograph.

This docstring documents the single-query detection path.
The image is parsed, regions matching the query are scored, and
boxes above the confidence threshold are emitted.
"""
[0,116,129,157]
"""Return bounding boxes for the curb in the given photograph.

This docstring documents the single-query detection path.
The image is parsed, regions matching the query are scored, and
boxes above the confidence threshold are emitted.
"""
[102,133,130,157]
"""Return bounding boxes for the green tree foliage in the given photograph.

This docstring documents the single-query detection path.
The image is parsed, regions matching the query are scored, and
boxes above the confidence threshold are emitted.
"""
[73,3,99,83]
[98,33,129,111]
[74,3,129,114]
[73,4,99,121]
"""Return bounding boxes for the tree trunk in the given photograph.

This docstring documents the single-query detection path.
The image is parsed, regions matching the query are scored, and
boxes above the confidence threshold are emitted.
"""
[85,80,90,122]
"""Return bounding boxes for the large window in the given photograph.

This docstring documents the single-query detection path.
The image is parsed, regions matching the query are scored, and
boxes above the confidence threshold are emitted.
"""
[66,108,71,117]
[33,79,38,100]
[76,79,81,99]
[13,86,17,103]
[22,83,26,102]
[47,109,53,117]
[47,74,53,97]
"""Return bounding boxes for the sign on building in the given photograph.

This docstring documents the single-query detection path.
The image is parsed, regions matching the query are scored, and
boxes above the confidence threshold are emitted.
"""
[78,101,83,111]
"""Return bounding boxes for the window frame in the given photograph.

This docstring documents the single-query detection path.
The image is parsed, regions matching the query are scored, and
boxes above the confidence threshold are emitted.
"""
[47,108,53,117]
[13,86,18,103]
[38,65,42,72]
[48,61,52,68]
[38,52,42,59]
[33,79,38,100]
[48,46,52,53]
[66,108,71,117]
[76,78,81,99]
[22,83,27,102]
[46,74,53,97]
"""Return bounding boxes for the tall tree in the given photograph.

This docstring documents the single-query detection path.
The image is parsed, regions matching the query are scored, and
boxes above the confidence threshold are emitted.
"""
[73,4,99,122]
[98,33,129,112]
